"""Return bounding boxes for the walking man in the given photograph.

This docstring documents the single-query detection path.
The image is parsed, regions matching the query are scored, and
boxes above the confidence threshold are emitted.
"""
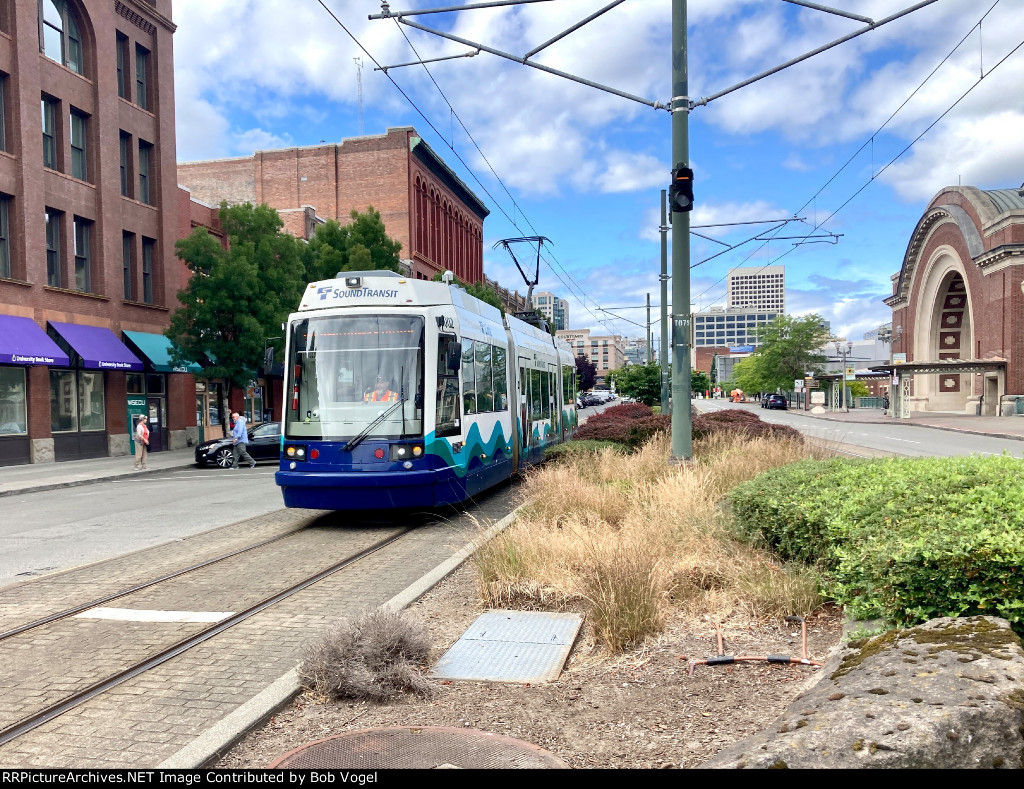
[133,414,149,470]
[230,411,256,469]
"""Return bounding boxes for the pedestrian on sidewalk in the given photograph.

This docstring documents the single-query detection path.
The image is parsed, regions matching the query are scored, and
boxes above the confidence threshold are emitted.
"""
[883,393,891,416]
[230,411,256,469]
[133,415,150,470]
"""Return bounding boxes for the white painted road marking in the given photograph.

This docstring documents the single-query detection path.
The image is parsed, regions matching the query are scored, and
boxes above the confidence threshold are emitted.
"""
[75,608,236,623]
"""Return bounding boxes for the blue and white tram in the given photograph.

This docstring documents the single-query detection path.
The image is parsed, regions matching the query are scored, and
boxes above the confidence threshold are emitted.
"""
[275,271,577,510]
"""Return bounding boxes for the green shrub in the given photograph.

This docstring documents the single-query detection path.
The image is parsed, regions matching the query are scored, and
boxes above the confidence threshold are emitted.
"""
[728,455,1024,631]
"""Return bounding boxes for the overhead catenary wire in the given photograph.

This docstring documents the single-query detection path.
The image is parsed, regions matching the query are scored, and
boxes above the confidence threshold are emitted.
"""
[390,19,619,334]
[693,1,1017,309]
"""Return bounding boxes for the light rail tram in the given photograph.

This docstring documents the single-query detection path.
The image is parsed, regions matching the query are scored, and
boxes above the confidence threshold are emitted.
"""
[275,270,578,510]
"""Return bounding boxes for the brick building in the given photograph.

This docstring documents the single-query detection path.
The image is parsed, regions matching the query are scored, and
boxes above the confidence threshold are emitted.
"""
[885,183,1024,416]
[556,329,625,386]
[178,127,490,284]
[0,0,199,466]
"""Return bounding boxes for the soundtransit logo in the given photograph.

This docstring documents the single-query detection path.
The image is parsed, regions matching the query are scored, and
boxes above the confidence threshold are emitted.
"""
[317,287,400,301]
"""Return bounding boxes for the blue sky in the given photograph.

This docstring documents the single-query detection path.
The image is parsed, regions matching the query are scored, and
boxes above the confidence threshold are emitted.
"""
[172,0,1024,344]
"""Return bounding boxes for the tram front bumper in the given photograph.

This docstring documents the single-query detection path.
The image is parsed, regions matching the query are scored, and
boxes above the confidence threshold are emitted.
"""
[275,467,458,510]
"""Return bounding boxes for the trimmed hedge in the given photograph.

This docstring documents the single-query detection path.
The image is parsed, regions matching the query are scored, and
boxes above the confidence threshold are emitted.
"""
[573,403,668,449]
[728,456,1024,630]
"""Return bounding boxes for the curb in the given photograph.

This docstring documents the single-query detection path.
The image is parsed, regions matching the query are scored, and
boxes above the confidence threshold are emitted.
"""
[158,505,523,770]
[0,465,189,499]
[803,412,1024,443]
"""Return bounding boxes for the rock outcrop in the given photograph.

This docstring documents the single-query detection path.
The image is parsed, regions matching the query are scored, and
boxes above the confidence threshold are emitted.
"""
[703,616,1024,769]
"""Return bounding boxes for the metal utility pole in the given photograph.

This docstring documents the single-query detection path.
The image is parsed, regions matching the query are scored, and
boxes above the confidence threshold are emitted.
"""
[646,293,652,363]
[670,0,692,461]
[660,190,669,414]
[354,57,364,135]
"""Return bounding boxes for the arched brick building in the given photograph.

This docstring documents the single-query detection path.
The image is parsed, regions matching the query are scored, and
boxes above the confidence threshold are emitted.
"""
[885,184,1024,415]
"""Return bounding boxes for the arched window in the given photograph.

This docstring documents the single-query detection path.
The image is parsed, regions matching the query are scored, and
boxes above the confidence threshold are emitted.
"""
[40,0,84,74]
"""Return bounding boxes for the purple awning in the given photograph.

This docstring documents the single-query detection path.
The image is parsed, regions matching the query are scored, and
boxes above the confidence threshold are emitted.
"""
[0,315,70,366]
[48,321,143,371]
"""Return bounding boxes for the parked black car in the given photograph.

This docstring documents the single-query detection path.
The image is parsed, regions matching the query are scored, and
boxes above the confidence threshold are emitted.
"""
[763,394,788,410]
[194,422,282,468]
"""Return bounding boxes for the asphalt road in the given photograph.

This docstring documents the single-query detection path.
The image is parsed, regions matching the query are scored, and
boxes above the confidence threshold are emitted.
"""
[0,464,285,587]
[695,400,1024,459]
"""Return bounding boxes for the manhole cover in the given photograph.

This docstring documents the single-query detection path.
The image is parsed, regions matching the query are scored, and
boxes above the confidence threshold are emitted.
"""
[268,726,569,769]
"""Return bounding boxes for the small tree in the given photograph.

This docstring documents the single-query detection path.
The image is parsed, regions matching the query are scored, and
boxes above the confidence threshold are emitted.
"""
[303,208,402,283]
[733,314,830,394]
[608,363,661,406]
[691,370,710,395]
[168,203,306,432]
[576,354,597,391]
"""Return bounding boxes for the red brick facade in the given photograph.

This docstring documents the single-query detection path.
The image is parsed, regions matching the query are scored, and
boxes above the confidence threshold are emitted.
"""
[0,0,194,465]
[886,185,1024,415]
[177,127,489,283]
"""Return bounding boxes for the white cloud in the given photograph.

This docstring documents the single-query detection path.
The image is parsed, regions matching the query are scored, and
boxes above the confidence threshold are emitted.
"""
[232,128,293,156]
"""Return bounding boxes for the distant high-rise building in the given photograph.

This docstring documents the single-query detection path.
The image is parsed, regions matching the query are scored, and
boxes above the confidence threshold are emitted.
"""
[532,291,569,330]
[727,265,785,312]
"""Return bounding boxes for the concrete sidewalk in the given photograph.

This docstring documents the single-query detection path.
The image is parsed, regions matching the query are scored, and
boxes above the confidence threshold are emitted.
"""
[797,405,1024,441]
[0,446,199,498]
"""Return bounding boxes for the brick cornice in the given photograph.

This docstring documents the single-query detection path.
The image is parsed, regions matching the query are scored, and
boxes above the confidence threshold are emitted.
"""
[114,0,177,35]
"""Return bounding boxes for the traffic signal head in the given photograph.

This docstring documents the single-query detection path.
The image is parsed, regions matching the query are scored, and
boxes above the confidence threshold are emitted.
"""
[670,166,694,213]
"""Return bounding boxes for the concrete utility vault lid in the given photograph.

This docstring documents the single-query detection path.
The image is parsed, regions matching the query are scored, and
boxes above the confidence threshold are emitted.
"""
[431,610,583,683]
[268,727,569,769]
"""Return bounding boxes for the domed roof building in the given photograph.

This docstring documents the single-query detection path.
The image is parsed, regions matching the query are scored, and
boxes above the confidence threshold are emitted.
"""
[885,183,1024,416]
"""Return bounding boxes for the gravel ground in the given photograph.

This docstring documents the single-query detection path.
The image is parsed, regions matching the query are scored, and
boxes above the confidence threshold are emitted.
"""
[216,562,844,769]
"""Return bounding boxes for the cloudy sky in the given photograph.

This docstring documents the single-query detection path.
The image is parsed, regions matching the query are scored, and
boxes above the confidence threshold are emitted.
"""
[172,0,1024,345]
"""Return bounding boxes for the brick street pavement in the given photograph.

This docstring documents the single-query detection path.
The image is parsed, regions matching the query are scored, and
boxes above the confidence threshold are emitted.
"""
[0,484,517,768]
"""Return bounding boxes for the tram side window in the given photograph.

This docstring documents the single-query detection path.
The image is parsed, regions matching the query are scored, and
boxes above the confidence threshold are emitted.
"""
[562,365,573,402]
[530,369,542,420]
[475,342,493,411]
[493,346,508,411]
[436,335,460,438]
[462,339,476,415]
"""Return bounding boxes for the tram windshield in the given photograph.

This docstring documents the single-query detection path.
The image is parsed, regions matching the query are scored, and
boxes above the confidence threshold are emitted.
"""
[286,315,424,440]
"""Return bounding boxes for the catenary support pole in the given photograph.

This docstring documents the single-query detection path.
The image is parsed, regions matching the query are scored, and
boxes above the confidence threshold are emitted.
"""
[660,190,670,414]
[646,293,652,363]
[670,0,692,460]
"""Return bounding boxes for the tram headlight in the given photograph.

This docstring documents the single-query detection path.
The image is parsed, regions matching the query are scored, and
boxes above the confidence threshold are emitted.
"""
[390,444,424,462]
[285,445,308,460]
[403,461,413,470]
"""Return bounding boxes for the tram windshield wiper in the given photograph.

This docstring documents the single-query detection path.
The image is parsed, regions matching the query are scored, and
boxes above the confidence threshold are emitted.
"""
[343,397,406,452]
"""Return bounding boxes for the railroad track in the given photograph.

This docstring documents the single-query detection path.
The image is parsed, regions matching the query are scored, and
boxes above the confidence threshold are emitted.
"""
[0,523,414,748]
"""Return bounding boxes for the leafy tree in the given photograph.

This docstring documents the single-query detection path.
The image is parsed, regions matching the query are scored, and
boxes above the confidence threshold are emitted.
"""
[691,369,710,395]
[303,208,402,283]
[168,202,306,431]
[732,314,830,394]
[608,363,661,406]
[575,354,597,391]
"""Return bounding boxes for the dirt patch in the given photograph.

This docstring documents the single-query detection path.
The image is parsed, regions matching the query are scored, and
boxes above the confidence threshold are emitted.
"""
[216,564,843,769]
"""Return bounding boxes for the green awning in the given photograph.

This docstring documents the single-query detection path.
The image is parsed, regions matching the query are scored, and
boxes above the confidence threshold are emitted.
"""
[123,331,202,374]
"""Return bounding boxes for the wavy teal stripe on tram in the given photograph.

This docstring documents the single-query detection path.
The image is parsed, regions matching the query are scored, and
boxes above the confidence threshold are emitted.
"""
[426,420,511,478]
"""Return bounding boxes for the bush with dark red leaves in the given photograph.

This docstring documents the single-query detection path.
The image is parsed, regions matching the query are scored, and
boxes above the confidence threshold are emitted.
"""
[692,411,803,443]
[573,402,655,446]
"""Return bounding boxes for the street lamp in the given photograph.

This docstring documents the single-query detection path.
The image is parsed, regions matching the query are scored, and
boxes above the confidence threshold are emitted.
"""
[834,340,854,412]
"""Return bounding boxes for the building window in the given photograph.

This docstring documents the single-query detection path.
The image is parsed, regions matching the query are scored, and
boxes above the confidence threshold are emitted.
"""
[142,237,154,303]
[73,217,91,293]
[135,45,149,110]
[45,209,61,287]
[41,97,58,170]
[0,195,9,279]
[119,132,131,197]
[70,108,87,181]
[49,370,105,433]
[116,33,128,99]
[40,0,83,75]
[122,232,133,300]
[0,367,28,435]
[138,141,152,204]
[0,73,7,153]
